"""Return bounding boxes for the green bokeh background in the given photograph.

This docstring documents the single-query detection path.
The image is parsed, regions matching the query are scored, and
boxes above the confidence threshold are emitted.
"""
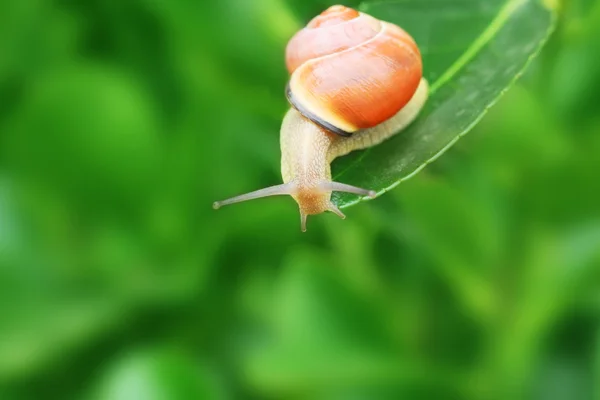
[1,0,599,399]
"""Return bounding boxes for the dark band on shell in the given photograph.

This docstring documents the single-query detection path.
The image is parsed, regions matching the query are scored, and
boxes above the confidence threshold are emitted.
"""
[285,83,353,137]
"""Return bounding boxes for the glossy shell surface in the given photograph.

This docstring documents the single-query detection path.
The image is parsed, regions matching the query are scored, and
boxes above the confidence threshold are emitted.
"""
[286,5,423,133]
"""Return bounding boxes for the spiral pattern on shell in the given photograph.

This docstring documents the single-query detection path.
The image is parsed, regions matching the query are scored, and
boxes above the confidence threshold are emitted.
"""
[285,5,423,134]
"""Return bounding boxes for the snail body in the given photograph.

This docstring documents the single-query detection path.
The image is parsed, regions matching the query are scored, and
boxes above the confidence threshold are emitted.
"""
[214,5,428,231]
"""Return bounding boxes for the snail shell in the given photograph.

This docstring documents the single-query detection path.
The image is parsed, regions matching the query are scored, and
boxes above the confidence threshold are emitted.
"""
[285,5,423,136]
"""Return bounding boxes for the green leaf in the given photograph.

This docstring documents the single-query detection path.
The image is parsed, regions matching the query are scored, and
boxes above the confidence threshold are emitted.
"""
[332,0,556,207]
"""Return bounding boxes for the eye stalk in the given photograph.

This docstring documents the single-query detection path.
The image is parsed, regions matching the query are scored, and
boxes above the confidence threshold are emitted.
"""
[213,179,377,232]
[212,183,296,210]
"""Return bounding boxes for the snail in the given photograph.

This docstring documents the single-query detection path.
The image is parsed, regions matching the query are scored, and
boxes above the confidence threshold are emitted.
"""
[213,5,428,231]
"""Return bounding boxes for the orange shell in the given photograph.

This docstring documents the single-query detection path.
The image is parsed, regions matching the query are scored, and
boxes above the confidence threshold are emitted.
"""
[285,5,422,133]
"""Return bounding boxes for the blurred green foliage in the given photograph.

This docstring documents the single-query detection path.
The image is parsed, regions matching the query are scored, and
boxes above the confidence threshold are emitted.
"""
[0,0,599,399]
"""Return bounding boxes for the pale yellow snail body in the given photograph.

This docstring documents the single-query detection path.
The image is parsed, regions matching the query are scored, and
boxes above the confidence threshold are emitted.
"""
[214,5,428,231]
